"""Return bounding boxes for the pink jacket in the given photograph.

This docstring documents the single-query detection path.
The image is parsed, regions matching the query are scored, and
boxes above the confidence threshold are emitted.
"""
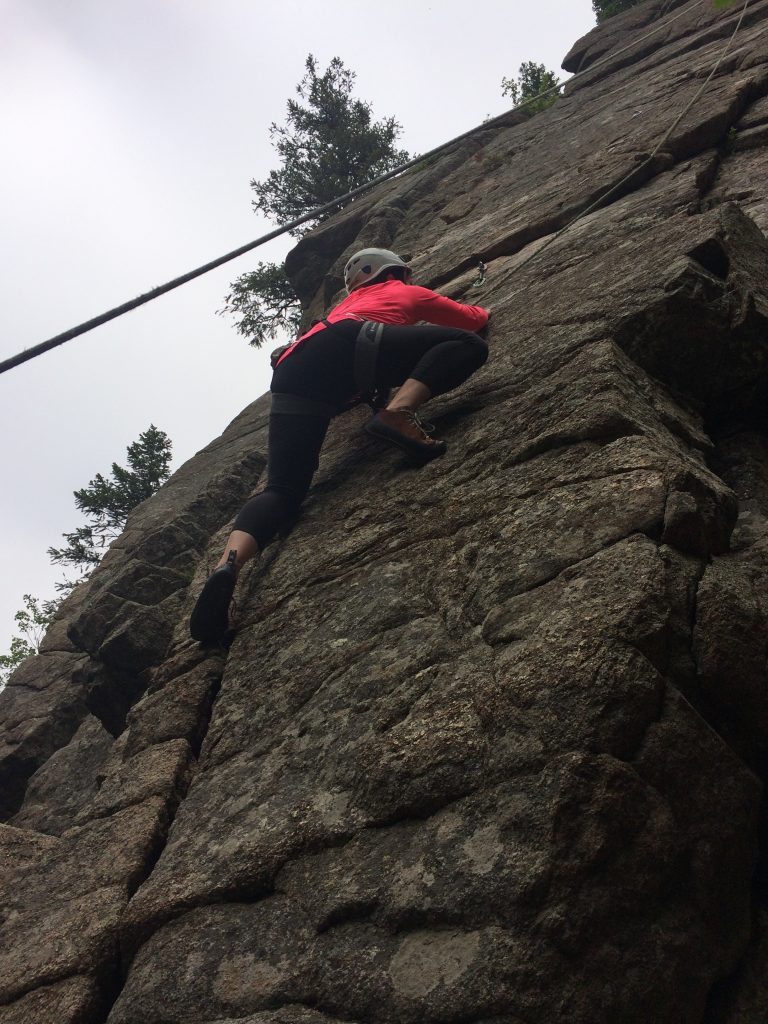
[276,279,489,366]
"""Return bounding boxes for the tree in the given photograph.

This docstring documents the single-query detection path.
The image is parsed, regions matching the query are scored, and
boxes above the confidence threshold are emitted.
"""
[591,0,643,20]
[0,595,58,686]
[502,62,561,115]
[252,54,410,232]
[222,55,411,347]
[1,425,173,687]
[219,262,302,350]
[48,424,172,593]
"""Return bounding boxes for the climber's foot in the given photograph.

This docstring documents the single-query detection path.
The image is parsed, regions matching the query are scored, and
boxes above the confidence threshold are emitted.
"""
[365,408,446,462]
[190,554,237,645]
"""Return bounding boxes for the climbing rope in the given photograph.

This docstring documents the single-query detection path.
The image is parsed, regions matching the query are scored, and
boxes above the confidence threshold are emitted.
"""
[493,0,752,284]
[0,0,727,377]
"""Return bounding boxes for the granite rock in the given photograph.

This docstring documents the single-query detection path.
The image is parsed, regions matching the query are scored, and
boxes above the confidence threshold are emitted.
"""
[2,3,768,1021]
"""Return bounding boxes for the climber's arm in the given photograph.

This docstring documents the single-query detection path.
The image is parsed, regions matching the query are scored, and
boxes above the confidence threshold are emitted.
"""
[409,285,490,331]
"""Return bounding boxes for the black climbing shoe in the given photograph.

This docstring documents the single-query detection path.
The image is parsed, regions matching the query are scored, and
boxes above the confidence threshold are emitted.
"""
[365,408,447,462]
[190,551,237,644]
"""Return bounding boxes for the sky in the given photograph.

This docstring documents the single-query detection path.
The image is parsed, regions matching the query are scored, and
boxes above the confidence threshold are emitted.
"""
[0,0,596,655]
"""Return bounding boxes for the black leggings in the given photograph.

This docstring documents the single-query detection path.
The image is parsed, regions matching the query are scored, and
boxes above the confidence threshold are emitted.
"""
[232,320,488,548]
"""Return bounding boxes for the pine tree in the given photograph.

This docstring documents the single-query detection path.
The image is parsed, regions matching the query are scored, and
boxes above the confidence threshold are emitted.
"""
[252,55,410,232]
[219,262,302,350]
[591,0,643,21]
[501,62,561,115]
[222,55,410,348]
[48,424,172,593]
[1,426,173,687]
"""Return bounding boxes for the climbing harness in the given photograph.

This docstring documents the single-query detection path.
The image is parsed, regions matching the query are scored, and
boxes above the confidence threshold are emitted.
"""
[1,0,744,378]
[353,321,384,397]
[269,393,339,417]
[270,318,388,419]
[273,314,382,396]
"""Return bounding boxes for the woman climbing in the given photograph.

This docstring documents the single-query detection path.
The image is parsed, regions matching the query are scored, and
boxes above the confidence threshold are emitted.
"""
[190,247,489,644]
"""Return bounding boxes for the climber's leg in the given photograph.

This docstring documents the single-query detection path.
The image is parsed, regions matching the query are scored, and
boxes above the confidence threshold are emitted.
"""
[377,324,489,397]
[386,378,431,412]
[213,530,259,572]
[189,410,330,644]
[365,325,488,460]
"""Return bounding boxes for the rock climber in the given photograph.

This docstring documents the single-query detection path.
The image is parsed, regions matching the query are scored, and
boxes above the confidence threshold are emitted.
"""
[190,247,490,644]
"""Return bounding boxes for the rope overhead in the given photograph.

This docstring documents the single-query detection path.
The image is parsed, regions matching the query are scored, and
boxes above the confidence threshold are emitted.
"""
[2,0,732,378]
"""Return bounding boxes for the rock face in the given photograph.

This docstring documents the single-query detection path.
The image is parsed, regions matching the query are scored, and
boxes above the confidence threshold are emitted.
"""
[3,2,768,1021]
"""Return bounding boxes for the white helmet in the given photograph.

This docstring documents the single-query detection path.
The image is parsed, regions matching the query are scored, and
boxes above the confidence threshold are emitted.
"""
[343,248,411,293]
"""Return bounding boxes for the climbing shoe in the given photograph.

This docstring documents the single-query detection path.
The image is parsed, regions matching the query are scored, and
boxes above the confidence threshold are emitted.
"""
[189,550,237,645]
[366,408,447,462]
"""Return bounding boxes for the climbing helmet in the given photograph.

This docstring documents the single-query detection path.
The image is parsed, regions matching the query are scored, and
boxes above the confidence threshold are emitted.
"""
[343,248,411,293]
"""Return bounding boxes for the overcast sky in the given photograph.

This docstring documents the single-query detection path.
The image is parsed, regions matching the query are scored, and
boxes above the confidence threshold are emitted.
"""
[0,0,596,654]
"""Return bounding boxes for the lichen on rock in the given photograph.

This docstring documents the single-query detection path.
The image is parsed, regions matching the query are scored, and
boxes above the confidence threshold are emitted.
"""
[3,2,768,1022]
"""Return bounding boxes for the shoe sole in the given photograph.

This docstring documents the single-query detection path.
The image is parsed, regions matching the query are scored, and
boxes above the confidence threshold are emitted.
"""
[190,568,236,644]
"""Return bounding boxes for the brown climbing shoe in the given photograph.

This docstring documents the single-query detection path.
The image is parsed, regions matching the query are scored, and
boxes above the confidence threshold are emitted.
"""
[365,408,447,462]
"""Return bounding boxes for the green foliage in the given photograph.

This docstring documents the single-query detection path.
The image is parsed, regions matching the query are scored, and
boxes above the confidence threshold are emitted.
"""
[2,426,172,686]
[591,0,642,21]
[220,261,302,349]
[48,424,172,593]
[0,595,59,686]
[251,54,410,233]
[225,55,410,348]
[501,62,560,114]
